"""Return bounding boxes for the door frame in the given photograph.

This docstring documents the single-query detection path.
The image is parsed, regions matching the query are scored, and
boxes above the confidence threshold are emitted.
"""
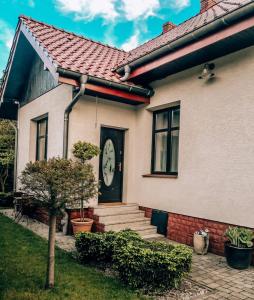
[98,126,126,203]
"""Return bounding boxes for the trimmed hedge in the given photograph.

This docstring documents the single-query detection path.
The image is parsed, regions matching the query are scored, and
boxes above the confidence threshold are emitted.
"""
[75,230,192,291]
[75,230,142,264]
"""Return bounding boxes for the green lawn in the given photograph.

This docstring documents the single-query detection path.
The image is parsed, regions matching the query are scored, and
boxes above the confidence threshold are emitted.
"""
[0,214,146,300]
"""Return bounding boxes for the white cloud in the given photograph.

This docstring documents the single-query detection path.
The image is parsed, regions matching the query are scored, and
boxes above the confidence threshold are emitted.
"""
[169,0,190,11]
[55,0,118,21]
[121,30,140,51]
[0,20,14,50]
[120,0,160,21]
[55,0,162,22]
[54,0,191,51]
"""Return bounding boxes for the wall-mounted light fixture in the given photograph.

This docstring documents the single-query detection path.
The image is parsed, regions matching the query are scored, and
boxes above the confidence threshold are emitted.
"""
[198,63,215,81]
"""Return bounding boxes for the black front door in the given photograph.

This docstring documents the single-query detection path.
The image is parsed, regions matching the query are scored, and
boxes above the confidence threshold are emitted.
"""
[99,127,124,203]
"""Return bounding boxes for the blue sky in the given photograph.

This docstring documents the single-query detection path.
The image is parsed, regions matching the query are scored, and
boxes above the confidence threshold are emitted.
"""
[0,0,200,75]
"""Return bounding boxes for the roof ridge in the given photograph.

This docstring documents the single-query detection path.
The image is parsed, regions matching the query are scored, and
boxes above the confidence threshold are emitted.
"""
[19,15,127,53]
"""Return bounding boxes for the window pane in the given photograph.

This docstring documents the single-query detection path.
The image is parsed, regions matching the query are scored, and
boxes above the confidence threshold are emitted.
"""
[38,137,46,160]
[39,120,47,136]
[170,130,179,172]
[171,108,180,128]
[154,131,167,172]
[155,112,168,130]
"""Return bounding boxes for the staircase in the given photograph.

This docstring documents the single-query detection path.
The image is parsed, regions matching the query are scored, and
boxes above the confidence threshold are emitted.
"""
[93,203,163,239]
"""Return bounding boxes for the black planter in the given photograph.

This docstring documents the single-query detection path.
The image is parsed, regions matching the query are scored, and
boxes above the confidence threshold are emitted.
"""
[224,242,253,270]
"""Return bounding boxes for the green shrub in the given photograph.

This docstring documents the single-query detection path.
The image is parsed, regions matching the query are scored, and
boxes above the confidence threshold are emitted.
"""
[75,230,142,264]
[76,231,115,264]
[75,230,192,291]
[113,241,192,291]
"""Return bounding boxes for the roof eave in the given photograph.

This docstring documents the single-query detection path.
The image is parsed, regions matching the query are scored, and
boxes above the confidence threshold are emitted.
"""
[116,1,254,77]
[129,14,254,83]
[57,67,154,99]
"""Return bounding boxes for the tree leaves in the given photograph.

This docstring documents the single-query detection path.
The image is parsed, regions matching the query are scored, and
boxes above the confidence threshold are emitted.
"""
[20,157,98,216]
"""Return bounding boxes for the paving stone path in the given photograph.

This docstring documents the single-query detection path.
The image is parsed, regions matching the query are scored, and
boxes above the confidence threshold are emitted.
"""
[1,209,254,299]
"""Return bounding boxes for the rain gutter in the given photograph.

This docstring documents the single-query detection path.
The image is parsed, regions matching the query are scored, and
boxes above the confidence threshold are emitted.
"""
[117,2,254,79]
[57,68,154,97]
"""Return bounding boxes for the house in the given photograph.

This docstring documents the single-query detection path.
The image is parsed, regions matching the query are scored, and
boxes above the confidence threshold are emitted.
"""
[1,0,254,255]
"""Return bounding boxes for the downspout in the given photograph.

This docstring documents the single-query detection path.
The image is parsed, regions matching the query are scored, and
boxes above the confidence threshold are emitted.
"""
[63,75,88,159]
[9,121,18,193]
[119,65,131,82]
[9,100,20,193]
[116,1,254,77]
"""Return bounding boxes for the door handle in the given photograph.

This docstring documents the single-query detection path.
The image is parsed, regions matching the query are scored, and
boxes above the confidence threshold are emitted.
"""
[118,162,122,172]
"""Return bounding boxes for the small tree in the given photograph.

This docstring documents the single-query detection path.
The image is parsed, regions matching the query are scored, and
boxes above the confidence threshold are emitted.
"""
[72,141,100,222]
[0,119,15,193]
[20,157,98,289]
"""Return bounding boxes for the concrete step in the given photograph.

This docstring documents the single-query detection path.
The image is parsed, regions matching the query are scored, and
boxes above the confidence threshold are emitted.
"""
[92,203,165,240]
[93,203,139,215]
[104,223,157,236]
[142,233,164,240]
[136,227,158,236]
[98,210,145,223]
[104,217,151,231]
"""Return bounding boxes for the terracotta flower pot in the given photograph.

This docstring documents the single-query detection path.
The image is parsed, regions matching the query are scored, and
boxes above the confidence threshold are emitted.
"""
[71,218,94,235]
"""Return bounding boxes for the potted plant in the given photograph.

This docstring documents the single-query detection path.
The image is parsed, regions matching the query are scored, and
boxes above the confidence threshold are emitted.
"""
[71,141,100,235]
[224,226,254,270]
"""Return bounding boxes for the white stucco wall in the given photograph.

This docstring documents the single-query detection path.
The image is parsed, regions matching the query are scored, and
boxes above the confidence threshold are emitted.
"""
[16,45,254,228]
[17,84,72,180]
[68,96,137,205]
[134,46,254,228]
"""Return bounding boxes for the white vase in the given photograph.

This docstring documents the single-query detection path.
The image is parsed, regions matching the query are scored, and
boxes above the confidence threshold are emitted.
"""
[193,233,209,255]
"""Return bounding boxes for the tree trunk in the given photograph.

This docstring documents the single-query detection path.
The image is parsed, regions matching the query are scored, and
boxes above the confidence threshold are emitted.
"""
[45,214,56,289]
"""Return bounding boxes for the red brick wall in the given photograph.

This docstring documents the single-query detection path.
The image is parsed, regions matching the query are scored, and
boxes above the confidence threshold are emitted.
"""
[139,206,254,264]
[168,213,229,255]
[139,206,153,218]
[200,0,217,13]
[27,206,62,231]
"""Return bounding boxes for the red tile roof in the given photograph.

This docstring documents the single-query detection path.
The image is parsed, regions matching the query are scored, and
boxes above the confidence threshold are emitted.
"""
[116,0,253,69]
[20,15,130,85]
[19,0,252,84]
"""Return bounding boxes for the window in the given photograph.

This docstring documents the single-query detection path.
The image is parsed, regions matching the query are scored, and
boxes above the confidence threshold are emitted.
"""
[152,106,180,175]
[36,117,48,161]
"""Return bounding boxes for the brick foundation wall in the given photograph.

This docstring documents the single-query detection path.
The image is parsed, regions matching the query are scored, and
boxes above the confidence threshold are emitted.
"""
[168,213,228,255]
[139,206,153,218]
[26,206,62,231]
[139,206,254,264]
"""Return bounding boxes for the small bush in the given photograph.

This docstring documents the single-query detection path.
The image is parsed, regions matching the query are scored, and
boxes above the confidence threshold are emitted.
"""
[75,229,142,264]
[114,241,192,291]
[75,230,192,291]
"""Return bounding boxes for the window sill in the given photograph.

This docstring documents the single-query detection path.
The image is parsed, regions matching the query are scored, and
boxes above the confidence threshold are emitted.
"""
[142,174,178,179]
